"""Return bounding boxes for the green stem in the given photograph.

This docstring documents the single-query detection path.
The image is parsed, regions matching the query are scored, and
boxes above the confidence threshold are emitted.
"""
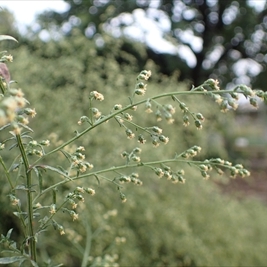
[16,134,37,262]
[81,215,92,267]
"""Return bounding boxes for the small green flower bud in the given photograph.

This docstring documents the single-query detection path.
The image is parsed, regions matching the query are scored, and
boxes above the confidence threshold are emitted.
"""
[192,146,201,153]
[195,113,205,121]
[152,126,163,134]
[137,70,151,81]
[201,170,210,179]
[78,116,89,125]
[49,204,56,214]
[183,115,190,126]
[114,104,122,110]
[256,90,264,99]
[121,151,128,158]
[194,120,202,129]
[138,134,146,144]
[24,108,37,118]
[199,164,208,171]
[90,91,104,101]
[155,110,162,121]
[178,175,185,184]
[235,164,243,169]
[131,155,140,162]
[124,113,133,121]
[152,138,160,147]
[249,97,258,108]
[155,168,164,178]
[9,195,20,206]
[136,82,146,89]
[131,172,139,178]
[158,135,169,144]
[205,78,220,90]
[178,169,185,175]
[164,171,172,180]
[135,89,146,95]
[133,147,142,153]
[230,92,239,100]
[165,104,175,114]
[213,94,223,104]
[145,101,153,113]
[85,188,95,195]
[125,129,135,139]
[239,85,254,97]
[70,210,79,221]
[120,193,127,203]
[220,100,228,112]
[179,102,188,113]
[91,108,101,118]
[228,99,238,110]
[40,140,50,146]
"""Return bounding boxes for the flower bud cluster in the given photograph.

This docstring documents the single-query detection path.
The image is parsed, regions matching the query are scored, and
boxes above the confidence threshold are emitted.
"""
[52,220,65,235]
[77,115,90,125]
[9,194,20,206]
[134,70,151,96]
[70,146,93,173]
[181,146,202,159]
[177,99,205,129]
[121,147,142,163]
[62,208,79,221]
[66,187,95,209]
[0,87,29,126]
[26,139,50,157]
[197,158,250,179]
[89,91,104,101]
[89,254,119,267]
[154,167,185,184]
[118,172,142,186]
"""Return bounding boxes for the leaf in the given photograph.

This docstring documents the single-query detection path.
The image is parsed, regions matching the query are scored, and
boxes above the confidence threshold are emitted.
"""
[9,163,20,172]
[6,228,13,239]
[94,174,100,185]
[0,35,18,43]
[18,123,33,132]
[0,123,10,131]
[0,256,25,264]
[38,165,69,179]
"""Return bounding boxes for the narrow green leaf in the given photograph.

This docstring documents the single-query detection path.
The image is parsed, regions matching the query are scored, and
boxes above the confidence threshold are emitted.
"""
[6,228,13,239]
[0,256,25,264]
[0,35,18,42]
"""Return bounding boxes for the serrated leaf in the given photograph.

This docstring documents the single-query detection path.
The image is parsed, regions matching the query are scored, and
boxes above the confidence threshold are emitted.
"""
[0,35,18,43]
[0,256,25,264]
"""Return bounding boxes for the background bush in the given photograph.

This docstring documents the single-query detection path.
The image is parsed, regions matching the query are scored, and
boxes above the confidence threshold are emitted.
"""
[1,17,267,267]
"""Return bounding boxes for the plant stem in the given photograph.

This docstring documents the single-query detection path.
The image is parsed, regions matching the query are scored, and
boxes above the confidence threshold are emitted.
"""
[16,134,37,262]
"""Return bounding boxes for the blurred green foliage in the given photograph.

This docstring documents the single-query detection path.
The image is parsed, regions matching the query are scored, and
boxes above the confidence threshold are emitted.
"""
[1,19,267,267]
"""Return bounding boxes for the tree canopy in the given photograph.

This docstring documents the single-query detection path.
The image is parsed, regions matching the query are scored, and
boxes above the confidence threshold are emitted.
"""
[35,0,267,89]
